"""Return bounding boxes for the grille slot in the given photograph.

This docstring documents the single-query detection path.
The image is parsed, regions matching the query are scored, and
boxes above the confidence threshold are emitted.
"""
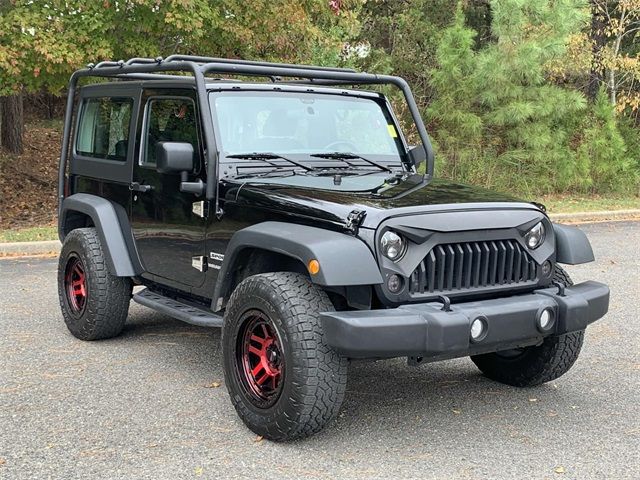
[409,239,538,294]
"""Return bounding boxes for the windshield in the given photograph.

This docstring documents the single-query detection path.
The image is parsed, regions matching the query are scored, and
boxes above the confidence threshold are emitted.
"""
[209,90,405,164]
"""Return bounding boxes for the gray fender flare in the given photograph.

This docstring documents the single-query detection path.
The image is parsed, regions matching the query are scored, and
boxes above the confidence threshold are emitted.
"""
[213,221,383,305]
[553,223,595,265]
[59,193,142,276]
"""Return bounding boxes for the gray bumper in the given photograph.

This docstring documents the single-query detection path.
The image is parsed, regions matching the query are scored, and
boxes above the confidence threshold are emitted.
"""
[320,281,609,359]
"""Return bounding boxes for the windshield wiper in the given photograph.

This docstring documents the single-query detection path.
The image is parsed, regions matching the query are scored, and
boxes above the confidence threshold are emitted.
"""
[226,152,313,172]
[310,152,392,173]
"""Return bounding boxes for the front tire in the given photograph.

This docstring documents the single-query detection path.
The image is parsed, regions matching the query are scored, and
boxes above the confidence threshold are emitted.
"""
[470,266,584,387]
[222,272,348,441]
[57,228,132,340]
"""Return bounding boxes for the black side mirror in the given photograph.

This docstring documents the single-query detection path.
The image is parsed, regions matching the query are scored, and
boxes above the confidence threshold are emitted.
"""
[407,145,427,168]
[156,141,194,174]
[155,141,205,196]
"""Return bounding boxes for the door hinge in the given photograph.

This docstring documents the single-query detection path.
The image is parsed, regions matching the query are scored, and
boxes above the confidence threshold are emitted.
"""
[191,256,207,272]
[192,200,208,218]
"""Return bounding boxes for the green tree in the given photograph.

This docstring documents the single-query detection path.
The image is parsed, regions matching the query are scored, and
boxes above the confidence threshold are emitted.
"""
[0,0,361,153]
[427,7,484,182]
[430,0,590,194]
[0,0,220,153]
[477,0,588,193]
[575,88,636,191]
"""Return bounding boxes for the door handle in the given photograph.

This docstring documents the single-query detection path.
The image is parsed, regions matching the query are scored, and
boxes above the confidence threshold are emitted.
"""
[130,182,153,193]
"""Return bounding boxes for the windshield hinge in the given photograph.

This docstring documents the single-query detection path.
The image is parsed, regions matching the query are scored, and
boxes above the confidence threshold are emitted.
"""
[345,209,367,234]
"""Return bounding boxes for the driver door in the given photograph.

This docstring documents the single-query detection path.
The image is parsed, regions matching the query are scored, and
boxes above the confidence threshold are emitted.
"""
[130,90,207,288]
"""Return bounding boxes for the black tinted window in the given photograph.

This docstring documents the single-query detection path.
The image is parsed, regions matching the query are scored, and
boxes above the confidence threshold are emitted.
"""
[143,98,198,165]
[76,97,132,161]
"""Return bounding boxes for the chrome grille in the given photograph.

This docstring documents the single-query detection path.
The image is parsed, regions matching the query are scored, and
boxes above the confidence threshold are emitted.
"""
[408,239,538,294]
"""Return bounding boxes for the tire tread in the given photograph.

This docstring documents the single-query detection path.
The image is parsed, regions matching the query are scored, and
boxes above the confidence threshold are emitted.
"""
[58,228,131,340]
[223,272,347,441]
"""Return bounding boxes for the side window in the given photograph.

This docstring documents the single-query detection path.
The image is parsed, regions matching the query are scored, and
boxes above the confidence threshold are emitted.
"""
[143,98,198,166]
[76,97,132,161]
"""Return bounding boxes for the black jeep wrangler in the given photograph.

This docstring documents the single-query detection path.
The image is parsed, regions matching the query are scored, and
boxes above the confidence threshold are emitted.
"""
[56,55,610,441]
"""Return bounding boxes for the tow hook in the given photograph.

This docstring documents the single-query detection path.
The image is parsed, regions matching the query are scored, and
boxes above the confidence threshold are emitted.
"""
[553,281,567,297]
[345,209,366,234]
[436,295,452,312]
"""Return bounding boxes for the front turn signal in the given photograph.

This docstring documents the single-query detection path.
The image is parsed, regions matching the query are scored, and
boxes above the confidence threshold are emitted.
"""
[308,259,320,275]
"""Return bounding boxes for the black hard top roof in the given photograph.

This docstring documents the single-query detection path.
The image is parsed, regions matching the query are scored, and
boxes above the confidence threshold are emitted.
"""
[78,78,385,100]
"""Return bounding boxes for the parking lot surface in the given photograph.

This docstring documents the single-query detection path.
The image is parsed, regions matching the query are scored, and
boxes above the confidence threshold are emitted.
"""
[1,221,639,479]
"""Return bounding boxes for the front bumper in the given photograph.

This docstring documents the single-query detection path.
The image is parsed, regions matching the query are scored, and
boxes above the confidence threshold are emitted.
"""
[320,281,609,359]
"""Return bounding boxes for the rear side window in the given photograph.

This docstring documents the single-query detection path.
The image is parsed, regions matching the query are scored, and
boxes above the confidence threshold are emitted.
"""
[76,97,133,161]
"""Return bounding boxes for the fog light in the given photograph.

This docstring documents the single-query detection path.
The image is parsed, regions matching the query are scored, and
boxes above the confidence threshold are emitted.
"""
[387,274,403,293]
[537,308,555,332]
[541,260,552,277]
[470,317,487,342]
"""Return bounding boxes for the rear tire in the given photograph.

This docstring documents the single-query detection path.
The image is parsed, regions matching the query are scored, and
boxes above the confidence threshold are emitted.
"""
[470,266,584,387]
[222,272,348,441]
[57,228,132,340]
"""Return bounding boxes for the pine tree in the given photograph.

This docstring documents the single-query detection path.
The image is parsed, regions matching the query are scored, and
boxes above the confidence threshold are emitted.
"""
[473,0,588,194]
[427,6,484,182]
[430,0,592,194]
[576,88,636,192]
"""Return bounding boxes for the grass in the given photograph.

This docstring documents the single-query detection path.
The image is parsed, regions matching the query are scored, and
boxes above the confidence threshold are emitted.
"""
[541,195,640,214]
[0,226,58,243]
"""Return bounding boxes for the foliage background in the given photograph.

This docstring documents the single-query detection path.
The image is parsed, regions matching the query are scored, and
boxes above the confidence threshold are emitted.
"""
[0,0,639,198]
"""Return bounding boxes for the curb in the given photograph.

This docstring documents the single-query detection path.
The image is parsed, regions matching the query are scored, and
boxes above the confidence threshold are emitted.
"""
[548,208,640,223]
[0,240,60,257]
[0,210,638,258]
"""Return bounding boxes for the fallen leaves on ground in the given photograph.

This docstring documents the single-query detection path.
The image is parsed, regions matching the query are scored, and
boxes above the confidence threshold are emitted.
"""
[554,466,566,474]
[0,122,60,229]
[204,381,221,388]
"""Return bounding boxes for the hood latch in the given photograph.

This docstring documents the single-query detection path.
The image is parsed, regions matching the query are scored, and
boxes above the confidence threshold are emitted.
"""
[345,209,367,234]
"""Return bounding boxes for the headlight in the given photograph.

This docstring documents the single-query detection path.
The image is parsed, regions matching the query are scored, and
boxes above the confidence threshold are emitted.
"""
[525,222,546,249]
[381,230,406,261]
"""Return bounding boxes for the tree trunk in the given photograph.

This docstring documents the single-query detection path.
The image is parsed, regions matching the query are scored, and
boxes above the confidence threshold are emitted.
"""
[587,0,606,102]
[0,93,24,154]
[609,34,623,107]
[608,68,616,106]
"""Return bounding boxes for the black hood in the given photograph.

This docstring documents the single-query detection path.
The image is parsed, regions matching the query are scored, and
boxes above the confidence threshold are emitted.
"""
[226,174,541,229]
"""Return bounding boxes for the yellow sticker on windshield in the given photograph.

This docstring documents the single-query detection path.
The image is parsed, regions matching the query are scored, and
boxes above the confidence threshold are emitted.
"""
[387,124,398,138]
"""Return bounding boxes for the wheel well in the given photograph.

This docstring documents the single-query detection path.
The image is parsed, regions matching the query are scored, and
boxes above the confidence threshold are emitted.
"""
[61,211,95,237]
[220,248,347,311]
[228,248,308,291]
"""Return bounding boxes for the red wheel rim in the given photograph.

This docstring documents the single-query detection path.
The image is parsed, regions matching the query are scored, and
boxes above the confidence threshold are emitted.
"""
[64,256,87,314]
[236,311,284,408]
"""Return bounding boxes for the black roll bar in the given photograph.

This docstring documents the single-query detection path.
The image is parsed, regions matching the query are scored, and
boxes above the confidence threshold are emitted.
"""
[58,55,435,218]
[163,54,358,73]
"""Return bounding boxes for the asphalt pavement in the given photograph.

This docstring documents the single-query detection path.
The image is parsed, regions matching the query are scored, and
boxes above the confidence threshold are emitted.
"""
[1,221,639,479]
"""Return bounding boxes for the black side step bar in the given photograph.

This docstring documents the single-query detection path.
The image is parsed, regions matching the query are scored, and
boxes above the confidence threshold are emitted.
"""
[132,288,223,328]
